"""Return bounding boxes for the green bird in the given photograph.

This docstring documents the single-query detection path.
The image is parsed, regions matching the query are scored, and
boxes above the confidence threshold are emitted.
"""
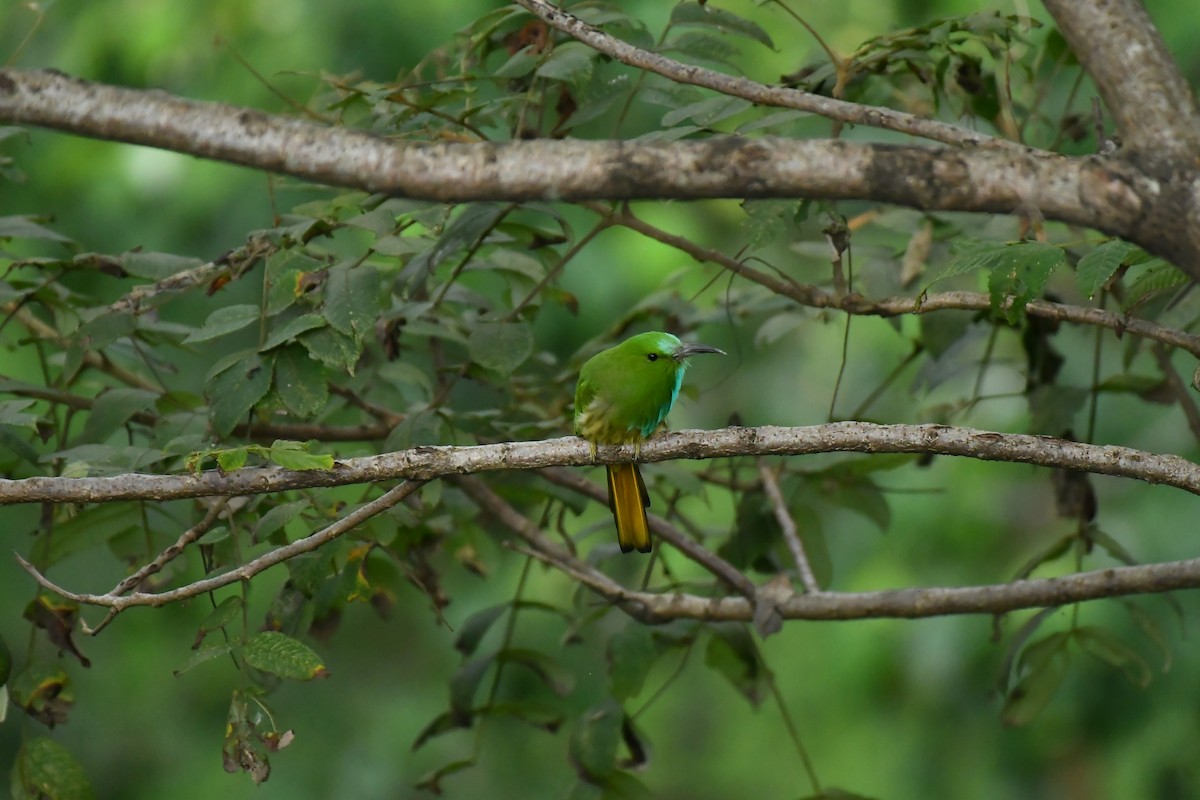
[574,331,725,553]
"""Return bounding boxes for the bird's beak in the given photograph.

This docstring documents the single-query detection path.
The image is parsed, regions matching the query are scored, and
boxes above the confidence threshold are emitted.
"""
[672,342,726,361]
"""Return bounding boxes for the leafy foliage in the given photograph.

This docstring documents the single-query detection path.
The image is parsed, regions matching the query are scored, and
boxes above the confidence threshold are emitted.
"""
[1,0,1197,797]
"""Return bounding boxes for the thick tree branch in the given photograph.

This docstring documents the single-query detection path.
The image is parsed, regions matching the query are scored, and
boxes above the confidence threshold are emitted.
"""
[0,70,1163,260]
[1042,0,1200,155]
[3,423,1199,505]
[511,0,999,149]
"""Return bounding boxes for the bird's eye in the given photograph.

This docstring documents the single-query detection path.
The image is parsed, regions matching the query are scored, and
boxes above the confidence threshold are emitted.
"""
[646,353,658,361]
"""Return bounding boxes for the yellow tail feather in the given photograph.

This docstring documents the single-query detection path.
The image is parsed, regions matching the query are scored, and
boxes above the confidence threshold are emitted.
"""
[607,463,651,553]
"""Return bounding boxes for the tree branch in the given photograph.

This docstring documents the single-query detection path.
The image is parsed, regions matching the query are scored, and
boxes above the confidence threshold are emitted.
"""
[3,423,1199,505]
[0,70,1163,260]
[15,479,426,629]
[1042,0,1200,156]
[605,205,1200,356]
[511,0,999,149]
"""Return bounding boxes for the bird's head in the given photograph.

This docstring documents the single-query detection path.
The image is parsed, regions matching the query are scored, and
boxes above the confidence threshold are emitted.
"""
[617,331,725,373]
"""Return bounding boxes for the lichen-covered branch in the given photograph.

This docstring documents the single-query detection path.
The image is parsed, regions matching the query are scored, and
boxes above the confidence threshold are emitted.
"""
[3,423,1199,506]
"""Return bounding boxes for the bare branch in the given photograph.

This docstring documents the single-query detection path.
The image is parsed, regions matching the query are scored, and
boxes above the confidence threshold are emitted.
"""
[607,206,1200,357]
[1043,0,1200,155]
[0,70,1156,248]
[511,0,999,149]
[4,423,1199,506]
[758,461,821,593]
[539,466,757,599]
[15,480,426,625]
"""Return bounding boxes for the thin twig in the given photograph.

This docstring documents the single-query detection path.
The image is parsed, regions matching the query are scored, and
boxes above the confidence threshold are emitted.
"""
[539,466,757,599]
[757,461,820,593]
[110,498,229,597]
[1150,344,1200,443]
[512,0,1004,149]
[604,205,1200,357]
[15,480,426,629]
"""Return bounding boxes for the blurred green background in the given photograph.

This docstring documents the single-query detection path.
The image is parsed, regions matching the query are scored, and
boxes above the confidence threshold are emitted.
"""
[4,1,1200,798]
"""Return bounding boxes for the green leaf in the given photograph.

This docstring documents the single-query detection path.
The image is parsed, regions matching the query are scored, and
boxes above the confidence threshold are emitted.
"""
[669,3,775,48]
[704,624,766,706]
[208,354,272,436]
[299,326,361,374]
[0,398,38,431]
[79,388,158,443]
[183,304,261,343]
[1075,239,1133,298]
[982,243,1064,323]
[1122,261,1189,311]
[607,624,660,700]
[468,321,534,374]
[450,655,494,717]
[273,344,328,418]
[261,313,327,351]
[324,264,382,341]
[174,641,236,677]
[254,500,309,542]
[569,698,623,782]
[216,447,248,471]
[536,42,596,86]
[1002,632,1069,726]
[242,631,328,680]
[496,648,574,696]
[0,215,74,243]
[12,737,95,800]
[1075,627,1152,687]
[662,96,751,128]
[454,605,508,656]
[79,310,136,348]
[267,440,334,471]
[192,596,244,650]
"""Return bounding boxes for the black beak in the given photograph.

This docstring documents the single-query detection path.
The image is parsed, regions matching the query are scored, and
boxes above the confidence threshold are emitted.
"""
[672,342,726,361]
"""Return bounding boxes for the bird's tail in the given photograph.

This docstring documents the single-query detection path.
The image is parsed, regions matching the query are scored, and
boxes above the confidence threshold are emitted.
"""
[607,463,651,553]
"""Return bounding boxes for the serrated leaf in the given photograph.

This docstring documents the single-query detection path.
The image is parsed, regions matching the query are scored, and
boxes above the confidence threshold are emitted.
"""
[208,354,272,436]
[216,447,248,472]
[12,737,95,800]
[468,321,534,374]
[184,304,261,344]
[299,326,361,374]
[1122,261,1189,311]
[983,242,1064,323]
[324,264,382,340]
[273,344,328,418]
[242,631,328,680]
[268,440,334,471]
[261,313,327,351]
[1076,239,1133,298]
[669,3,774,48]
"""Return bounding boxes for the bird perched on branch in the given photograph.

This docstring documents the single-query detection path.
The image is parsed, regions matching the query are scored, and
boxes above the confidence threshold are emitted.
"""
[574,331,725,553]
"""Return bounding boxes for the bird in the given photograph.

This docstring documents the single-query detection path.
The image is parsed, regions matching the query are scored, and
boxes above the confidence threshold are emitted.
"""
[574,331,725,553]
